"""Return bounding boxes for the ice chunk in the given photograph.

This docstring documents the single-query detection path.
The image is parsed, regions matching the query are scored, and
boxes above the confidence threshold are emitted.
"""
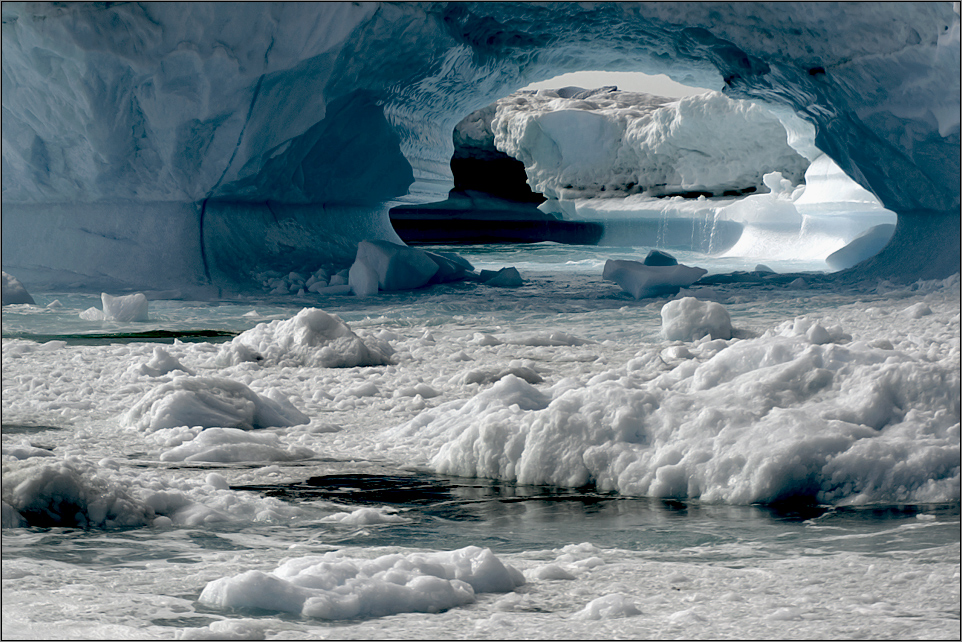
[158,427,315,463]
[825,223,896,271]
[1,272,34,305]
[481,267,523,287]
[643,249,678,266]
[348,259,379,297]
[661,297,733,341]
[602,260,707,299]
[198,546,524,619]
[425,250,475,283]
[353,240,439,291]
[217,308,393,368]
[132,346,194,377]
[124,376,310,432]
[100,292,149,322]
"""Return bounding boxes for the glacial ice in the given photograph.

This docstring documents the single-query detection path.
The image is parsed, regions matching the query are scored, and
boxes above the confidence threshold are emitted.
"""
[1,272,34,305]
[486,88,810,200]
[1,2,957,290]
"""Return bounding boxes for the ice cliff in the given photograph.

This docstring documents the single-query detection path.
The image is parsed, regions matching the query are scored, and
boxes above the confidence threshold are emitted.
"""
[2,2,958,294]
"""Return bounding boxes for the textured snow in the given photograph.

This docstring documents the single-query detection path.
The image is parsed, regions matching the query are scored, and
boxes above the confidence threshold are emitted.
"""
[198,546,525,619]
[1,2,958,290]
[216,307,394,368]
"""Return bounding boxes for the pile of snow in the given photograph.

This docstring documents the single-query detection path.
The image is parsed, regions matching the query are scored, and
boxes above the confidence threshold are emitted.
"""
[485,89,809,201]
[602,260,707,300]
[217,308,394,368]
[1,272,34,305]
[129,346,194,378]
[379,312,959,505]
[198,546,524,619]
[661,297,733,341]
[80,292,149,322]
[1,455,306,529]
[124,376,309,432]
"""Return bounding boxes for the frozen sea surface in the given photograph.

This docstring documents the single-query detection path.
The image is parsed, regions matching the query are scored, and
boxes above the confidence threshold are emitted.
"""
[2,244,959,640]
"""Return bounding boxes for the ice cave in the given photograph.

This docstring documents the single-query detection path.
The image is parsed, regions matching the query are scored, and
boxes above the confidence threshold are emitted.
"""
[1,2,959,296]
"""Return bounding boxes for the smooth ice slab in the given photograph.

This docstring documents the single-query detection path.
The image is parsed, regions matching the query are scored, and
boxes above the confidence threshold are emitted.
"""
[602,260,707,300]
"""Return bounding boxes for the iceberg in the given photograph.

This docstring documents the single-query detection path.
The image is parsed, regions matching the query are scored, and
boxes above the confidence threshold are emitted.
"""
[1,2,957,291]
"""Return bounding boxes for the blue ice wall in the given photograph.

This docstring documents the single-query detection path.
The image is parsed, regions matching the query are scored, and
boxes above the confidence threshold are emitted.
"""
[2,2,958,292]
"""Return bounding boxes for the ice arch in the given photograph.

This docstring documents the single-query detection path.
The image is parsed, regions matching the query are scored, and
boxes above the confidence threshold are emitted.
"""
[1,2,958,294]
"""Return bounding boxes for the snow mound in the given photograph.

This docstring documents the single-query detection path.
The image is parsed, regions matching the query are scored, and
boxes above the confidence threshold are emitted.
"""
[380,316,960,505]
[1,457,156,528]
[661,297,733,341]
[124,376,310,432]
[217,308,393,368]
[1,272,34,305]
[603,260,707,300]
[574,594,642,620]
[198,546,524,619]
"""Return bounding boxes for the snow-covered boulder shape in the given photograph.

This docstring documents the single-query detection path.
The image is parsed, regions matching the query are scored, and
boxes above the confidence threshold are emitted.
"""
[661,297,733,341]
[352,240,439,292]
[826,224,897,271]
[1,3,958,289]
[124,376,310,432]
[489,89,810,200]
[218,308,393,368]
[603,260,707,300]
[1,272,34,305]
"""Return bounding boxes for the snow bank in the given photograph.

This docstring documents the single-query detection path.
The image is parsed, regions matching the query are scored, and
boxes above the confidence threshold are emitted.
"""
[124,377,309,432]
[198,546,524,619]
[603,260,707,300]
[380,312,960,505]
[1,272,34,305]
[217,308,393,368]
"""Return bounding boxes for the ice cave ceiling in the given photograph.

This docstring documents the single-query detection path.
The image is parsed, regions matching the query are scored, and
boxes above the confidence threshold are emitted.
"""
[1,1,959,291]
